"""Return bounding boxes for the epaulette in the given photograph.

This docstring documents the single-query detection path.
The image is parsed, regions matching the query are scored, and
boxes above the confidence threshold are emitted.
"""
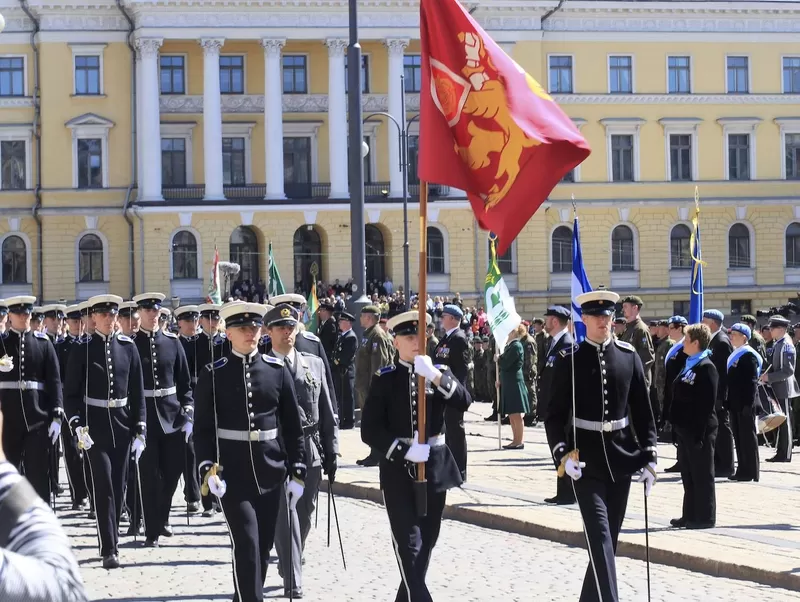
[614,340,636,353]
[263,354,283,366]
[301,331,320,342]
[117,334,134,343]
[213,336,224,345]
[558,343,579,358]
[378,365,396,375]
[33,331,48,339]
[434,364,447,371]
[205,357,228,371]
[260,335,271,343]
[163,331,178,339]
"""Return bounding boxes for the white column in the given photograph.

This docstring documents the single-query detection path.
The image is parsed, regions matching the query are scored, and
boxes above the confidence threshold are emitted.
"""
[326,39,348,199]
[135,50,144,198]
[135,38,163,202]
[200,38,225,201]
[262,38,286,200]
[385,38,408,198]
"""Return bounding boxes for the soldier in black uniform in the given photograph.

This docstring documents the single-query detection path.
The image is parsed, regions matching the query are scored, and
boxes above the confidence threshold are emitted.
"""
[42,304,66,342]
[362,310,471,602]
[131,292,193,547]
[64,294,146,569]
[0,295,63,502]
[194,302,306,602]
[197,303,230,367]
[663,316,688,473]
[332,311,358,429]
[317,301,338,361]
[546,290,657,602]
[0,299,8,334]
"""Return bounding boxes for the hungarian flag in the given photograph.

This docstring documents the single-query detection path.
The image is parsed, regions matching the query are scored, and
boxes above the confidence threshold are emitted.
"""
[418,0,591,255]
[205,246,221,304]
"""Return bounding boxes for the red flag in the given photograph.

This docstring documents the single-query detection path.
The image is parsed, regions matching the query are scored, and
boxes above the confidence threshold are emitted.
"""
[418,0,591,255]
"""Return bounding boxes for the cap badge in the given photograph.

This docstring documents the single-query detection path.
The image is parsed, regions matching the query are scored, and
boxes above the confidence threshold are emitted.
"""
[281,308,291,318]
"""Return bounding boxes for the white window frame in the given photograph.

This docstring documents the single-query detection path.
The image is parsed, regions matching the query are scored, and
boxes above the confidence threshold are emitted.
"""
[345,52,371,94]
[219,53,247,95]
[547,53,575,94]
[659,118,701,182]
[727,221,755,269]
[159,53,189,95]
[0,230,32,285]
[74,229,110,283]
[782,55,800,94]
[725,54,751,94]
[775,117,800,180]
[66,113,114,189]
[0,54,28,97]
[718,117,761,181]
[609,222,639,272]
[784,221,800,269]
[426,222,450,293]
[362,120,380,183]
[549,223,572,290]
[665,55,693,94]
[0,125,33,190]
[567,118,587,182]
[282,53,310,94]
[601,118,643,182]
[169,226,203,280]
[607,54,634,94]
[221,122,256,184]
[160,122,196,185]
[70,43,106,96]
[668,221,693,287]
[282,121,322,182]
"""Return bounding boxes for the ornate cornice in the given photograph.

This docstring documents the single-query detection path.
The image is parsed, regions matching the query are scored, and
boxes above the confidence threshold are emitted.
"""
[0,98,34,109]
[135,37,163,58]
[160,93,420,114]
[546,14,800,34]
[554,94,800,105]
[199,38,225,56]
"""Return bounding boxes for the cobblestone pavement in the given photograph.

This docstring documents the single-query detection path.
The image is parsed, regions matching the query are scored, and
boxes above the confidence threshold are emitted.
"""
[68,493,800,602]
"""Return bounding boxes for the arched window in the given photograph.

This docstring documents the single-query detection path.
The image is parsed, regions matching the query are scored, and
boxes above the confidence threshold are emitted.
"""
[1,235,26,284]
[551,226,572,273]
[293,226,322,294]
[787,223,800,268]
[427,226,445,274]
[728,223,751,268]
[78,234,104,283]
[172,230,198,279]
[230,226,260,284]
[488,239,514,274]
[670,224,692,269]
[365,224,385,284]
[611,225,635,271]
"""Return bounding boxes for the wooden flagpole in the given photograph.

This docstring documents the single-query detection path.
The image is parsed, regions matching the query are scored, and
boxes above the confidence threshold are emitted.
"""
[415,181,429,517]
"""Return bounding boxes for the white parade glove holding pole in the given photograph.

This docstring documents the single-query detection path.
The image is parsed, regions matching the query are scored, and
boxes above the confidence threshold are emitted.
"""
[208,475,227,498]
[637,462,658,497]
[48,420,61,445]
[0,355,13,372]
[75,426,94,451]
[564,457,585,481]
[131,435,145,463]
[403,431,431,463]
[286,477,304,511]
[413,355,442,382]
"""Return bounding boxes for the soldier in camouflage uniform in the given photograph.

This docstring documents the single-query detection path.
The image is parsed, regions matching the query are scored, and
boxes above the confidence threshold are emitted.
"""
[426,322,439,359]
[520,324,538,426]
[652,319,674,429]
[741,314,767,360]
[620,295,655,389]
[474,336,490,403]
[532,318,549,380]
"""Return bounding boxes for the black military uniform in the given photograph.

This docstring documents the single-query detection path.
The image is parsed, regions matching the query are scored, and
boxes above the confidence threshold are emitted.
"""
[545,291,657,602]
[194,302,306,602]
[725,324,761,483]
[661,317,688,473]
[132,293,193,547]
[317,302,338,361]
[361,311,471,602]
[197,304,230,368]
[331,312,358,429]
[64,295,146,568]
[703,310,735,477]
[0,296,63,502]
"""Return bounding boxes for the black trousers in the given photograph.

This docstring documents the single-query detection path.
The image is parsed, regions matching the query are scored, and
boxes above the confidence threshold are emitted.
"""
[183,434,207,507]
[713,402,735,475]
[140,429,185,540]
[86,442,129,556]
[649,386,661,427]
[382,480,447,602]
[775,398,794,461]
[3,424,51,502]
[220,487,282,602]
[63,431,87,504]
[573,476,631,602]
[731,408,759,481]
[334,373,355,427]
[553,473,576,502]
[676,427,717,524]
[445,406,467,481]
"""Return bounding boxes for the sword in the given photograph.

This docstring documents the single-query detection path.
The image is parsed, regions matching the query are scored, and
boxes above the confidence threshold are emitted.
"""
[132,455,139,543]
[135,457,146,536]
[49,441,57,515]
[329,483,346,570]
[644,483,651,602]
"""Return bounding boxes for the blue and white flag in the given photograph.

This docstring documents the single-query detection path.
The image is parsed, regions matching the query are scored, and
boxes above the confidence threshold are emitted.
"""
[571,215,592,343]
[689,191,705,325]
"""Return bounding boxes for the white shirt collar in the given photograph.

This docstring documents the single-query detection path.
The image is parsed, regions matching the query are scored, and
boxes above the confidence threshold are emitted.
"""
[446,326,459,337]
[551,328,568,346]
[271,347,296,366]
[585,337,612,351]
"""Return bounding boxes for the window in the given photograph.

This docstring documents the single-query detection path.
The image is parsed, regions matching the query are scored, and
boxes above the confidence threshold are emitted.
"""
[731,300,752,317]
[668,56,691,94]
[0,57,24,97]
[728,134,751,181]
[490,239,514,274]
[229,226,260,285]
[611,135,634,182]
[407,135,419,183]
[283,137,312,198]
[786,133,800,180]
[222,138,246,186]
[786,222,800,268]
[784,57,800,94]
[561,170,575,183]
[1,235,26,284]
[669,134,693,181]
[727,56,749,94]
[220,56,244,94]
[293,226,322,294]
[609,56,632,94]
[282,56,307,94]
[365,224,385,283]
[171,230,198,279]
[77,234,103,282]
[548,56,573,93]
[611,225,635,271]
[160,55,185,94]
[670,224,692,269]
[77,139,102,188]
[345,55,369,93]
[427,226,445,274]
[673,300,690,317]
[551,226,572,273]
[728,223,751,268]
[74,55,101,95]
[1,141,25,190]
[404,55,422,93]
[161,138,186,187]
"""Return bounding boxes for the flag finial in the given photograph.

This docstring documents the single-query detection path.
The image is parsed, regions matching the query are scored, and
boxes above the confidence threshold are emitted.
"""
[694,186,700,212]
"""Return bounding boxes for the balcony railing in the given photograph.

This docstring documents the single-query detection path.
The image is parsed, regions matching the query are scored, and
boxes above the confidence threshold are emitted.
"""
[161,182,451,202]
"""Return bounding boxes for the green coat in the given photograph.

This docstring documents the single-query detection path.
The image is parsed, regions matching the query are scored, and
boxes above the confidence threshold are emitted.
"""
[498,340,530,416]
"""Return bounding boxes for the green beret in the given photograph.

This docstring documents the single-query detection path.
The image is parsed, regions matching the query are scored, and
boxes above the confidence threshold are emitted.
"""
[621,295,643,307]
[361,305,381,316]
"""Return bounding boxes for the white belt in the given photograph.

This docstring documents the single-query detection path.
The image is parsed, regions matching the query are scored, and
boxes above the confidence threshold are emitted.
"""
[85,396,128,409]
[0,380,45,391]
[143,386,177,398]
[572,416,629,433]
[399,433,446,447]
[217,428,279,442]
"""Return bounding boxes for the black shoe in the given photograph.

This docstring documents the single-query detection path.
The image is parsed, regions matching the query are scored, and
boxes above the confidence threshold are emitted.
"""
[102,554,120,569]
[55,485,65,496]
[715,470,734,479]
[187,501,201,513]
[728,474,753,482]
[669,517,687,528]
[144,537,159,547]
[88,510,96,520]
[544,495,575,505]
[523,418,537,427]
[766,455,789,463]
[202,507,217,518]
[125,524,143,537]
[502,443,524,450]
[358,455,380,467]
[160,524,173,537]
[664,462,681,473]
[340,423,355,430]
[283,589,303,599]
[120,509,130,524]
[484,413,498,422]
[686,521,715,530]
[501,416,510,425]
[72,498,88,511]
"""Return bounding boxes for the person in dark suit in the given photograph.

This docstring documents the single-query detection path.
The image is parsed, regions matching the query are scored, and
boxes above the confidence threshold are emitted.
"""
[317,302,338,361]
[434,304,471,481]
[760,315,799,463]
[669,323,718,529]
[332,312,358,429]
[701,309,734,477]
[662,316,688,474]
[726,322,762,482]
[538,305,575,505]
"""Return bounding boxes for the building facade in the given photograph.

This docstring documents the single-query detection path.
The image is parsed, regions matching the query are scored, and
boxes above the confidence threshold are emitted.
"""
[0,0,798,318]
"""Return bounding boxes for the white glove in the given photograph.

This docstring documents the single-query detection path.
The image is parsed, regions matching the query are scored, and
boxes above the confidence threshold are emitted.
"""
[0,356,13,372]
[403,431,431,463]
[208,475,227,498]
[637,462,658,497]
[564,457,585,481]
[286,478,304,511]
[181,420,193,443]
[413,355,442,383]
[48,420,61,445]
[131,436,145,463]
[76,426,94,451]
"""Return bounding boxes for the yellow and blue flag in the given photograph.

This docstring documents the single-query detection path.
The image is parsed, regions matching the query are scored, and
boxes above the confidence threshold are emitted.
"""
[689,191,704,324]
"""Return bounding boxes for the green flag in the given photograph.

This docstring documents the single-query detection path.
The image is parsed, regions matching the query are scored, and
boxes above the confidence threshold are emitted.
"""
[304,284,319,334]
[268,241,285,299]
[485,235,521,355]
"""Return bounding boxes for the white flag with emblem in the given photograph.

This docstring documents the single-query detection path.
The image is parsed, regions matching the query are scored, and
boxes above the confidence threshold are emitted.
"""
[485,235,521,355]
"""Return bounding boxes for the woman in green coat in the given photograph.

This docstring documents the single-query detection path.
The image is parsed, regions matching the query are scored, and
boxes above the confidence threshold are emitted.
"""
[499,324,531,449]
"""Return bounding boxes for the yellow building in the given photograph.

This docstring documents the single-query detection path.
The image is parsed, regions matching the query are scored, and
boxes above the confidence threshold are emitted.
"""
[0,0,799,319]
